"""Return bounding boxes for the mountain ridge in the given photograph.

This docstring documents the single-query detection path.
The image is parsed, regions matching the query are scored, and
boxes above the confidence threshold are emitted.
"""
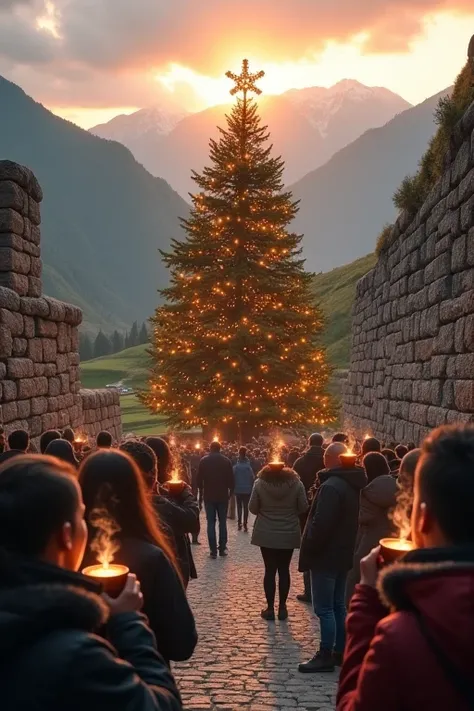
[90,79,411,197]
[289,87,450,273]
[0,75,189,331]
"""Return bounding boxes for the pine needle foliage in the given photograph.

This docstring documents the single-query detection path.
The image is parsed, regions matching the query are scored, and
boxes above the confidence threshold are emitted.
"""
[141,91,334,435]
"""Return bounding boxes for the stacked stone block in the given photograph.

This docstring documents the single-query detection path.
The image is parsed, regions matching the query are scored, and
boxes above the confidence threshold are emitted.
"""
[344,101,474,444]
[0,160,122,443]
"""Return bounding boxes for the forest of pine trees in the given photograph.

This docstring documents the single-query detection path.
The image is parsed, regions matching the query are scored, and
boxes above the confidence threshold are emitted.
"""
[79,320,149,362]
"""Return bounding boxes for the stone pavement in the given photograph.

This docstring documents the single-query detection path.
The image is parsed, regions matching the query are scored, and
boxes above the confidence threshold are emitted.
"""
[174,516,338,711]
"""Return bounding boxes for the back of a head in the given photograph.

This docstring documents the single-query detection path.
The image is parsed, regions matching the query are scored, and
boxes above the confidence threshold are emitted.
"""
[381,448,397,462]
[418,425,474,544]
[39,430,61,454]
[8,429,29,452]
[362,437,381,455]
[45,439,78,468]
[62,427,75,444]
[399,448,422,487]
[96,431,113,449]
[146,437,172,484]
[395,444,408,460]
[324,442,347,469]
[80,450,147,537]
[363,451,390,483]
[210,441,221,453]
[309,433,323,448]
[239,446,247,459]
[120,440,157,484]
[0,455,77,557]
[332,432,348,444]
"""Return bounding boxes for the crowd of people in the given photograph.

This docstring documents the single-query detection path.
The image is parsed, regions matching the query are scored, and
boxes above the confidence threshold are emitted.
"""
[0,421,473,710]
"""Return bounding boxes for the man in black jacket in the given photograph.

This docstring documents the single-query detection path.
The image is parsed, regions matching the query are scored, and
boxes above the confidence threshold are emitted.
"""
[293,433,325,602]
[197,441,234,558]
[0,454,182,711]
[0,429,30,465]
[298,442,367,674]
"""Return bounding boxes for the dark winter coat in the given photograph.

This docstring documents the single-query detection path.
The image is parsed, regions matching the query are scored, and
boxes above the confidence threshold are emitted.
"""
[293,446,325,495]
[337,545,474,711]
[197,452,234,503]
[233,457,255,495]
[0,554,182,711]
[249,468,308,549]
[153,486,200,586]
[101,536,197,663]
[299,466,367,574]
[346,474,398,600]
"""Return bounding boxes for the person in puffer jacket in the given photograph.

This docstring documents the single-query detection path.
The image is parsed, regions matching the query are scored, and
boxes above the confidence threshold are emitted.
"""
[337,424,474,711]
[233,447,255,532]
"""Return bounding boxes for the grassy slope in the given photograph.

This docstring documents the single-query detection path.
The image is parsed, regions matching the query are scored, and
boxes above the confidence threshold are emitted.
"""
[80,345,167,435]
[313,253,376,368]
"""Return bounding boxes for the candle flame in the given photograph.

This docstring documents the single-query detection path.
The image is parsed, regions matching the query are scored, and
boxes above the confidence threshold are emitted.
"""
[89,507,121,570]
[364,433,370,440]
[170,469,181,483]
[213,434,219,443]
[170,436,176,447]
[195,442,201,450]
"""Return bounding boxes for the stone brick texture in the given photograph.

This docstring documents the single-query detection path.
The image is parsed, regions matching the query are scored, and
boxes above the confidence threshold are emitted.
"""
[0,161,122,444]
[344,102,474,444]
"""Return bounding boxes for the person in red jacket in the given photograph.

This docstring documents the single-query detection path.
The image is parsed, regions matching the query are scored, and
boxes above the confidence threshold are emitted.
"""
[337,424,474,711]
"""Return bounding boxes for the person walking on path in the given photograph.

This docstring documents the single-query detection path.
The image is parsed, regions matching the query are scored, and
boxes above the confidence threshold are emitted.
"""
[299,442,367,673]
[337,424,474,711]
[197,441,234,559]
[249,464,308,621]
[233,447,255,532]
[345,452,398,603]
[293,433,325,603]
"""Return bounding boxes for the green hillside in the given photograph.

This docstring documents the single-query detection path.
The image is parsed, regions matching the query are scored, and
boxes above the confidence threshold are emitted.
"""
[80,254,376,432]
[313,253,376,367]
[80,345,166,435]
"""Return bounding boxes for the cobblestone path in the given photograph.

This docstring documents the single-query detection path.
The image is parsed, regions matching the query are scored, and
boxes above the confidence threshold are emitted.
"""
[175,516,338,711]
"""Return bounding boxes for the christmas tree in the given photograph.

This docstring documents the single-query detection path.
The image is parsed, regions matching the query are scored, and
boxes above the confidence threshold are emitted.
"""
[141,60,333,439]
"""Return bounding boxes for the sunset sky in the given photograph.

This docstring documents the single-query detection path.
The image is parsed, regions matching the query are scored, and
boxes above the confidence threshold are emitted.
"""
[1,1,473,129]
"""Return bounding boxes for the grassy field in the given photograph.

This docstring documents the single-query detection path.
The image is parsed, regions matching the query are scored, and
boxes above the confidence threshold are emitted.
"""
[80,253,375,433]
[80,345,168,435]
[313,253,376,367]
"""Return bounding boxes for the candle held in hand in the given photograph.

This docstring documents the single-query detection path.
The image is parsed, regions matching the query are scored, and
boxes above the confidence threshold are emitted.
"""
[82,563,129,597]
[379,537,414,564]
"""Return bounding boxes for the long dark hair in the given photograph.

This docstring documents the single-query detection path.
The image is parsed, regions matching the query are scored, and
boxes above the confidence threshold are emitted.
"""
[79,450,179,574]
[0,455,78,557]
[146,437,172,485]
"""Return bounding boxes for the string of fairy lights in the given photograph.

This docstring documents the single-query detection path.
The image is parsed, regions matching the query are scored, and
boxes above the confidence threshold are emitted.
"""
[140,61,334,431]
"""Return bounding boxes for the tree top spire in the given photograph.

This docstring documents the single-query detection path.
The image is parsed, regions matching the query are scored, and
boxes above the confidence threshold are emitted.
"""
[225,59,265,99]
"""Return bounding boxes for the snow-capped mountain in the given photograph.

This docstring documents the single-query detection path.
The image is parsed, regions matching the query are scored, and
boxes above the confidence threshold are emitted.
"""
[91,105,188,142]
[90,80,411,198]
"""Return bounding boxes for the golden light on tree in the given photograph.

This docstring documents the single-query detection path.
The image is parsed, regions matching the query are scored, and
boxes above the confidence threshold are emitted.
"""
[140,59,334,439]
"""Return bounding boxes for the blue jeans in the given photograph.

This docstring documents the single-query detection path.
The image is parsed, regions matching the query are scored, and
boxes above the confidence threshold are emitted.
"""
[205,502,228,554]
[311,571,347,653]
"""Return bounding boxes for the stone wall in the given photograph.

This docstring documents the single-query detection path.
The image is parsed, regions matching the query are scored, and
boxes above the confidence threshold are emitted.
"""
[344,101,474,444]
[0,160,122,444]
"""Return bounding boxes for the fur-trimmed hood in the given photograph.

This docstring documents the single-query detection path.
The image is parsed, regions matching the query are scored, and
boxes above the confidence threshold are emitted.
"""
[0,554,108,663]
[257,467,300,499]
[378,545,474,669]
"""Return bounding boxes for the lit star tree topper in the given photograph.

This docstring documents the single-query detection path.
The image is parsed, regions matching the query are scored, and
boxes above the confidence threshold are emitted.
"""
[226,58,265,100]
[140,59,334,441]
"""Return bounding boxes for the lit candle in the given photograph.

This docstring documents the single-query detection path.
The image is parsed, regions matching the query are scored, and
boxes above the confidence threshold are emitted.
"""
[339,450,358,468]
[195,442,201,450]
[82,563,129,597]
[379,537,414,564]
